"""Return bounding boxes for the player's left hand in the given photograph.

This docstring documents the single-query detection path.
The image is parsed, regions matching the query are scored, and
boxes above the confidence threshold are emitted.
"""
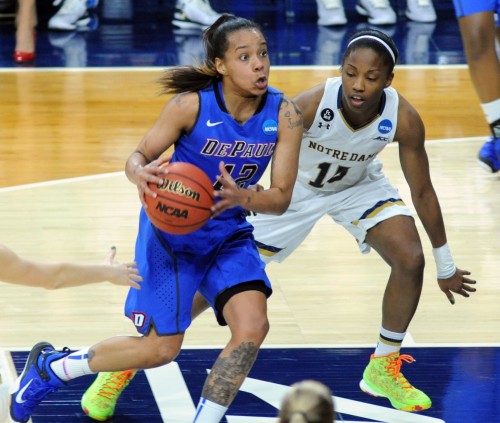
[106,246,143,289]
[438,267,476,305]
[212,161,251,217]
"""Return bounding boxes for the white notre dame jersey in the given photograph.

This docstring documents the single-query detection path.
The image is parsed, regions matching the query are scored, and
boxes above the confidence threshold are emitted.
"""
[249,77,410,261]
[298,76,399,193]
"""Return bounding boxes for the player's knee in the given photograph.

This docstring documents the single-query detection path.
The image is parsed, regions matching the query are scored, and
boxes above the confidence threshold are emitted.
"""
[395,247,425,276]
[463,28,491,61]
[250,315,270,344]
[141,338,182,367]
[234,315,269,346]
[467,42,491,62]
[150,344,181,367]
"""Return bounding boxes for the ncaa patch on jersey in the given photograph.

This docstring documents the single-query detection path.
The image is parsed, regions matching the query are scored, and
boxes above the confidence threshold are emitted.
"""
[378,119,393,134]
[262,120,278,135]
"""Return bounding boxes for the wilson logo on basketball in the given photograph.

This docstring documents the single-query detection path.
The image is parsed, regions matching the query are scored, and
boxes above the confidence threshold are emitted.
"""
[156,178,201,202]
[155,202,189,219]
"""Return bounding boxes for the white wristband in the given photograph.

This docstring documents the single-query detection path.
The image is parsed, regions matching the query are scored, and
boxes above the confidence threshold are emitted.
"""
[432,243,456,279]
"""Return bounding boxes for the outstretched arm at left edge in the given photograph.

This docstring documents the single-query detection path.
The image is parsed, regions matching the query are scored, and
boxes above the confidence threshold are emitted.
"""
[0,245,142,290]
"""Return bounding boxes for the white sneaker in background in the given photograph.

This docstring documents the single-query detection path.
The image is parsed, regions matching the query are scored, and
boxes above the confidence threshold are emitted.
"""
[315,26,347,64]
[49,0,99,31]
[405,0,437,23]
[174,28,206,65]
[316,0,347,26]
[404,21,436,64]
[102,0,132,20]
[172,0,222,29]
[49,31,88,67]
[356,0,396,25]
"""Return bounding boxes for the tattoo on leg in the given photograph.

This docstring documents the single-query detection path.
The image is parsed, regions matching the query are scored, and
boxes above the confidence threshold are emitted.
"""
[202,342,258,406]
[87,348,96,363]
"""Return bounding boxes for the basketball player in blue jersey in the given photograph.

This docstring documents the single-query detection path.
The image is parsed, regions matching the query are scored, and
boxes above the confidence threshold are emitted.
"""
[9,14,303,423]
[76,28,480,418]
[452,0,500,172]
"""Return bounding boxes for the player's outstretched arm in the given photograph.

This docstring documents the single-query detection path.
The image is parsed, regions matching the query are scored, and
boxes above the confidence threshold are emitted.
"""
[0,245,142,290]
[396,96,476,305]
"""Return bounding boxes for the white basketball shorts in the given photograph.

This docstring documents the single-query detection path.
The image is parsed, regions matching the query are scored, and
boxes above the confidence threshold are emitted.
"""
[249,174,413,263]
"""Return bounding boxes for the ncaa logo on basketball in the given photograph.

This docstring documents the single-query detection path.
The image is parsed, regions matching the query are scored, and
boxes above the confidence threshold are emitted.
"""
[156,201,189,219]
[262,119,278,136]
[378,119,393,134]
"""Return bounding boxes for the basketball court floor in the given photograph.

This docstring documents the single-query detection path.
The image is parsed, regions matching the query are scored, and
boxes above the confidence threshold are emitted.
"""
[1,1,500,422]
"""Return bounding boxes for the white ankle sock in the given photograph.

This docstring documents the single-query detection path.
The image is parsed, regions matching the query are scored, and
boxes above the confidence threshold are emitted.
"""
[481,98,500,124]
[374,327,405,357]
[193,398,228,422]
[50,348,95,381]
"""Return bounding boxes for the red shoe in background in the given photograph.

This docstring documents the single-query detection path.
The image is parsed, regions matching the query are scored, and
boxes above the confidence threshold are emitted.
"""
[13,50,35,63]
[13,31,36,63]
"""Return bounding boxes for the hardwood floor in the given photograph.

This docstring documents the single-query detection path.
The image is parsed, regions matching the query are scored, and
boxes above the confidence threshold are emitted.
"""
[0,67,498,352]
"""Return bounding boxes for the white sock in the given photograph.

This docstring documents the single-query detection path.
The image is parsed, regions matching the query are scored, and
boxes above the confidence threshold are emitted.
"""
[480,98,500,124]
[193,398,228,423]
[374,327,405,357]
[50,348,95,381]
[481,99,500,138]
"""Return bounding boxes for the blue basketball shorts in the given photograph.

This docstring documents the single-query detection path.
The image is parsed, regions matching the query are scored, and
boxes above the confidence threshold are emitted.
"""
[125,209,271,335]
[453,0,500,23]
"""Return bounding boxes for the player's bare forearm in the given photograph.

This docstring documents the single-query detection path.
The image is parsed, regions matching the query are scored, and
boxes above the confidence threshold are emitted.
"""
[0,246,142,290]
[413,194,447,248]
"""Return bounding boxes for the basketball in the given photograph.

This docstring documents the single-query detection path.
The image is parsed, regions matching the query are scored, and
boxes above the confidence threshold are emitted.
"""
[144,162,215,235]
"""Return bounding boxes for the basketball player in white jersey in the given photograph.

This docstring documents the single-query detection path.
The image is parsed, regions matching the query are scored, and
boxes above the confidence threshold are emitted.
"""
[251,29,477,412]
[80,28,478,416]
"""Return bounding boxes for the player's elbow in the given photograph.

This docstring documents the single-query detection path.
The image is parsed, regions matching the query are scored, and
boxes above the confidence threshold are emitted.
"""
[275,197,291,215]
[265,186,292,215]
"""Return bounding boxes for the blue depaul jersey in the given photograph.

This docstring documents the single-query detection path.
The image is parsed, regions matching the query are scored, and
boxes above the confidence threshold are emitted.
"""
[173,80,282,195]
[149,80,284,252]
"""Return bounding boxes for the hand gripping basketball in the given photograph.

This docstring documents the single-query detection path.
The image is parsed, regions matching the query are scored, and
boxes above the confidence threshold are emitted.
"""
[145,162,215,235]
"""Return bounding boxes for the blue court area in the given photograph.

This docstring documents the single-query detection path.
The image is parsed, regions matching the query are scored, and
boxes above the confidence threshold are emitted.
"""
[10,345,500,422]
[0,0,466,67]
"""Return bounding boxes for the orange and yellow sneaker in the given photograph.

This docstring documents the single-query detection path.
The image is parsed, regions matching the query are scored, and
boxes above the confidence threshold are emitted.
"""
[359,352,432,412]
[81,370,137,421]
